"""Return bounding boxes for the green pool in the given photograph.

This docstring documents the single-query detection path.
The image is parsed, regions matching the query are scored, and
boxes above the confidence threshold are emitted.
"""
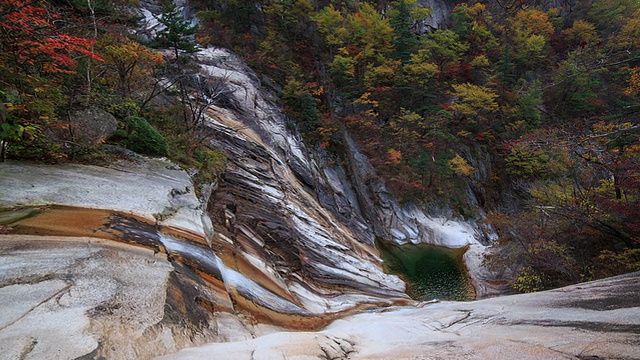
[378,240,475,301]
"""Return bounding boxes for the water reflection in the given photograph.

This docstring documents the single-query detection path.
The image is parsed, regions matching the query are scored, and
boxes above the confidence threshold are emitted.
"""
[378,240,475,301]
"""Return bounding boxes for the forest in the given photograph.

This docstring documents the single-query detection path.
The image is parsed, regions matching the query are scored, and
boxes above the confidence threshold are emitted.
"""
[1,0,639,292]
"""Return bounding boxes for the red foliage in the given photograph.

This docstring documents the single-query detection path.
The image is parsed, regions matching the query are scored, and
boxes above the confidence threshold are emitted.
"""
[0,0,103,77]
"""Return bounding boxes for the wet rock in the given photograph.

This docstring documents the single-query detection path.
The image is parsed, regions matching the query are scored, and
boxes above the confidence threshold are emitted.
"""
[0,156,211,241]
[0,208,40,225]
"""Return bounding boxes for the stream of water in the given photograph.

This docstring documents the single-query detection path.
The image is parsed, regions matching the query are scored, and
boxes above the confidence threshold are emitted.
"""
[377,240,475,301]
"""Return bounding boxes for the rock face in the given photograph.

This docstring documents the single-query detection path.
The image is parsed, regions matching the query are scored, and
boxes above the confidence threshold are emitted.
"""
[0,235,277,360]
[0,236,174,359]
[418,0,457,31]
[159,272,640,360]
[0,148,409,358]
[0,156,212,240]
[196,47,481,251]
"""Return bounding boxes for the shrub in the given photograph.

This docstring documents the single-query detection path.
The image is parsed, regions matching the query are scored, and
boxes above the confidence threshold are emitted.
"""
[115,116,169,156]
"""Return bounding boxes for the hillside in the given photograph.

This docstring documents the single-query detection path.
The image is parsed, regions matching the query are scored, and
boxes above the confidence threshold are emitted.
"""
[1,0,639,358]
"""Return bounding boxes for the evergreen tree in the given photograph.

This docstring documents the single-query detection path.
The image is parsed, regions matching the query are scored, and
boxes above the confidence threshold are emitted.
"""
[390,0,417,64]
[152,2,198,59]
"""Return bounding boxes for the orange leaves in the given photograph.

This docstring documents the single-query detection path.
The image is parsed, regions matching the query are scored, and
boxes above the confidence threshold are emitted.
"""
[1,0,102,77]
[625,67,640,96]
[387,148,403,166]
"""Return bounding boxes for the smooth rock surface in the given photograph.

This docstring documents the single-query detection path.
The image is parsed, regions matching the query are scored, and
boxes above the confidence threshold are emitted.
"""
[159,272,640,360]
[0,156,211,240]
[0,235,279,360]
[0,236,174,359]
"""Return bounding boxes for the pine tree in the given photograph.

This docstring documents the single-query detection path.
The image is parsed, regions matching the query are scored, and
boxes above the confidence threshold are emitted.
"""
[390,0,417,64]
[152,2,198,60]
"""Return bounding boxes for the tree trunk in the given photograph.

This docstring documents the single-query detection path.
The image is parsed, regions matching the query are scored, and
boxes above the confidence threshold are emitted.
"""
[613,173,622,200]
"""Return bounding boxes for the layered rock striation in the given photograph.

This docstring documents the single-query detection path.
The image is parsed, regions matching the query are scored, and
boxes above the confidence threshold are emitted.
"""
[160,272,640,359]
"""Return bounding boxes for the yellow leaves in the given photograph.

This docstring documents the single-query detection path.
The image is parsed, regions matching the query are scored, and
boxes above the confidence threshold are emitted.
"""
[98,35,164,96]
[594,179,616,198]
[449,153,476,176]
[457,130,472,138]
[625,67,640,96]
[397,109,422,125]
[507,9,554,67]
[469,54,489,68]
[313,5,345,45]
[450,83,498,122]
[355,92,378,108]
[524,34,547,54]
[510,9,554,39]
[291,0,314,19]
[364,60,401,88]
[529,182,572,206]
[562,19,599,47]
[615,9,640,50]
[454,2,486,19]
[512,266,545,293]
[406,0,433,22]
[592,120,635,135]
[316,2,394,86]
[329,53,356,79]
[404,59,438,88]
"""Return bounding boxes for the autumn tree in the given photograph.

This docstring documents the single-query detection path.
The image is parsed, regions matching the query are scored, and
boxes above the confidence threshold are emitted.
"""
[587,0,639,35]
[450,83,498,132]
[96,34,164,115]
[315,2,395,95]
[417,30,468,84]
[0,0,102,100]
[506,9,555,72]
[0,0,102,159]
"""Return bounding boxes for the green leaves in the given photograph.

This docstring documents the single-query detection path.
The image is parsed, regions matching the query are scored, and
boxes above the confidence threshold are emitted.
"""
[0,122,36,142]
[151,2,198,58]
[114,116,168,156]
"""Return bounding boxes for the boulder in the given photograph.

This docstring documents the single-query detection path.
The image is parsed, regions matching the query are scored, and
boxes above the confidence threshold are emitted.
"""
[49,108,117,145]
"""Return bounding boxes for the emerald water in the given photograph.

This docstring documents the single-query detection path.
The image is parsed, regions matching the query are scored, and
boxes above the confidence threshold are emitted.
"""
[378,241,475,301]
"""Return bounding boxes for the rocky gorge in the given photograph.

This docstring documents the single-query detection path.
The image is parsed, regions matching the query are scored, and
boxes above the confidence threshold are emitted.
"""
[0,1,639,358]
